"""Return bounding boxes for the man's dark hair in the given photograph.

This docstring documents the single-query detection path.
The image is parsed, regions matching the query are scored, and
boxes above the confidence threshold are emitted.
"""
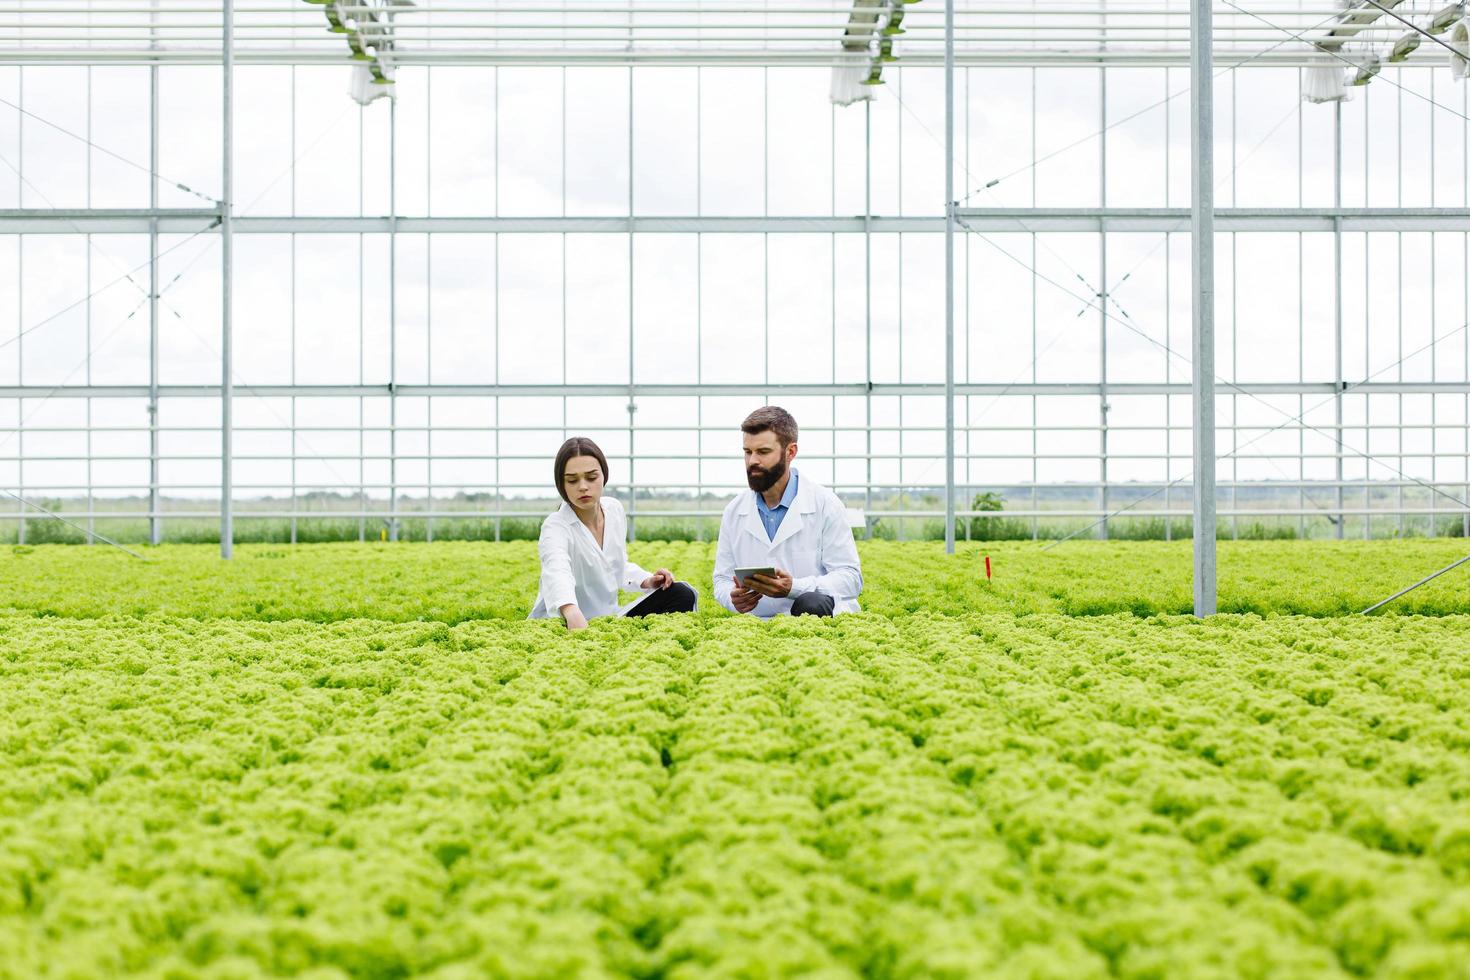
[740,406,799,448]
[553,436,610,503]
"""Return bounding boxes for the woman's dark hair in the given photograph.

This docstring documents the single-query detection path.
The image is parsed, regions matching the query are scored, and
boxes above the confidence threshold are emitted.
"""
[553,437,610,503]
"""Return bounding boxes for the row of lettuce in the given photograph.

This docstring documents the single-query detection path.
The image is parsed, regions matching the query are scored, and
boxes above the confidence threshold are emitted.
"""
[4,538,1470,623]
[3,611,1469,976]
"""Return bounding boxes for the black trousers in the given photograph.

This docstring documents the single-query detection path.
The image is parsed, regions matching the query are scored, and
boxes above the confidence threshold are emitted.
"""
[790,592,835,617]
[625,581,699,617]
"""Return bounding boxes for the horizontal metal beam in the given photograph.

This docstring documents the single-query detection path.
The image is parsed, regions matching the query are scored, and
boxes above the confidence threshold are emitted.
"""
[2,214,935,234]
[11,480,1460,493]
[0,208,220,222]
[0,5,1353,13]
[11,209,1470,234]
[14,479,1467,494]
[246,216,946,234]
[2,381,1469,398]
[1,507,1458,523]
[4,459,1458,471]
[1,423,1460,435]
[0,47,1367,68]
[955,207,1470,233]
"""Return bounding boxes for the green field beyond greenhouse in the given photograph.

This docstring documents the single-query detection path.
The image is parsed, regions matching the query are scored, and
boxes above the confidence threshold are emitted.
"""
[4,541,1470,979]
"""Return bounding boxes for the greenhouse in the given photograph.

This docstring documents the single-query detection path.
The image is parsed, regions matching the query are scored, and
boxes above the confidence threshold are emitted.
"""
[3,1,1470,976]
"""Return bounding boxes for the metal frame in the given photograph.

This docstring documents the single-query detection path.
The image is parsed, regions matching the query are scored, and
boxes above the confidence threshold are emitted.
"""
[11,209,1470,233]
[4,13,1470,551]
[942,0,956,552]
[1,1,1454,68]
[1191,0,1216,613]
[3,381,1467,397]
[221,0,234,556]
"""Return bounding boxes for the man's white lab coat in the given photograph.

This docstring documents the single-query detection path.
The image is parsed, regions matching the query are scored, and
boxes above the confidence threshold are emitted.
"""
[713,470,863,617]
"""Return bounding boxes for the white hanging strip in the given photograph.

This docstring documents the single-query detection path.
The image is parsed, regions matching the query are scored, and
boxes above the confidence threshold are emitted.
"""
[1302,62,1351,101]
[1450,19,1469,80]
[349,60,394,103]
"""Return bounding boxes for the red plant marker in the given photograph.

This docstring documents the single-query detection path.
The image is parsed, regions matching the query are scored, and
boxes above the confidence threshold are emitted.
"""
[984,555,992,580]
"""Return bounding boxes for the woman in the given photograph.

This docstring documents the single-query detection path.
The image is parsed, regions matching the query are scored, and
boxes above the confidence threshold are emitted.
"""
[529,436,698,629]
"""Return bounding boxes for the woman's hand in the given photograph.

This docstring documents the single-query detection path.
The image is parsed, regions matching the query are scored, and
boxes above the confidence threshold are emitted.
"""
[641,569,675,591]
[560,603,589,631]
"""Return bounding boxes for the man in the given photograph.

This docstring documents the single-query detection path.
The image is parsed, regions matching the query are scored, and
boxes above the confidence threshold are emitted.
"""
[713,406,863,618]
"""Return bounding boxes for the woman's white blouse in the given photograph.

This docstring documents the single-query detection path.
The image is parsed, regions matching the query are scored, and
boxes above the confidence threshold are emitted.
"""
[529,497,652,620]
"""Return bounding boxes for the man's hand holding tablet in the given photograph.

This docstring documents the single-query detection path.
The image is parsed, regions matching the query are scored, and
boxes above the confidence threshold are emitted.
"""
[730,566,775,612]
[738,566,794,600]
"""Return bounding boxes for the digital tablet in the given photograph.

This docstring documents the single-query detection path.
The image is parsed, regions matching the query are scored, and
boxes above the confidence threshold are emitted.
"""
[734,566,776,583]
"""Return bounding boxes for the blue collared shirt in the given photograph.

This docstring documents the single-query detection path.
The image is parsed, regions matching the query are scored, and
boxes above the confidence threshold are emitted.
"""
[755,472,798,541]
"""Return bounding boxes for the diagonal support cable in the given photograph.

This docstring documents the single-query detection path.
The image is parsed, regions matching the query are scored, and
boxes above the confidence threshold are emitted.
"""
[0,94,220,206]
[1224,0,1470,125]
[957,213,1470,519]
[0,222,218,355]
[1361,0,1467,60]
[0,292,159,555]
[957,208,1470,544]
[957,6,1351,204]
[2,490,148,560]
[1040,315,1470,549]
[1361,553,1470,613]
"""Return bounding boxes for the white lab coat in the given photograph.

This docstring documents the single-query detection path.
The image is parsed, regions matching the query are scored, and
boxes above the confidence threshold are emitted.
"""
[528,496,653,620]
[713,470,863,617]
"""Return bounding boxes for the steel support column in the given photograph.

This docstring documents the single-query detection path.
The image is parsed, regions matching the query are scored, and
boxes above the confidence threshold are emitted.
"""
[1333,101,1345,539]
[864,98,873,541]
[148,39,161,546]
[626,65,637,542]
[1099,63,1109,540]
[220,0,234,558]
[388,97,399,542]
[1190,0,1216,615]
[943,0,956,554]
[15,67,22,548]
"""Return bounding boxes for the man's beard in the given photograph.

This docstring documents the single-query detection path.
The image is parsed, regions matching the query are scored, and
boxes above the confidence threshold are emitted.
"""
[746,455,787,493]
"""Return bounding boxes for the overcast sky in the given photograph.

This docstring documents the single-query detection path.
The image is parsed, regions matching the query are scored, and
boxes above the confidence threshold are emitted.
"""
[2,62,1469,501]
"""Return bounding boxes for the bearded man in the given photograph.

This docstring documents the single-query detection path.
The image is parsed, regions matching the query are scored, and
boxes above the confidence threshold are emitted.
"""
[712,406,863,618]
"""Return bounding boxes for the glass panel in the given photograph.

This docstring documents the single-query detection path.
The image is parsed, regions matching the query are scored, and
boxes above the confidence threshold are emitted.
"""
[497,68,562,217]
[497,233,562,385]
[632,68,697,215]
[293,67,363,217]
[699,68,765,217]
[429,68,496,218]
[566,68,630,217]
